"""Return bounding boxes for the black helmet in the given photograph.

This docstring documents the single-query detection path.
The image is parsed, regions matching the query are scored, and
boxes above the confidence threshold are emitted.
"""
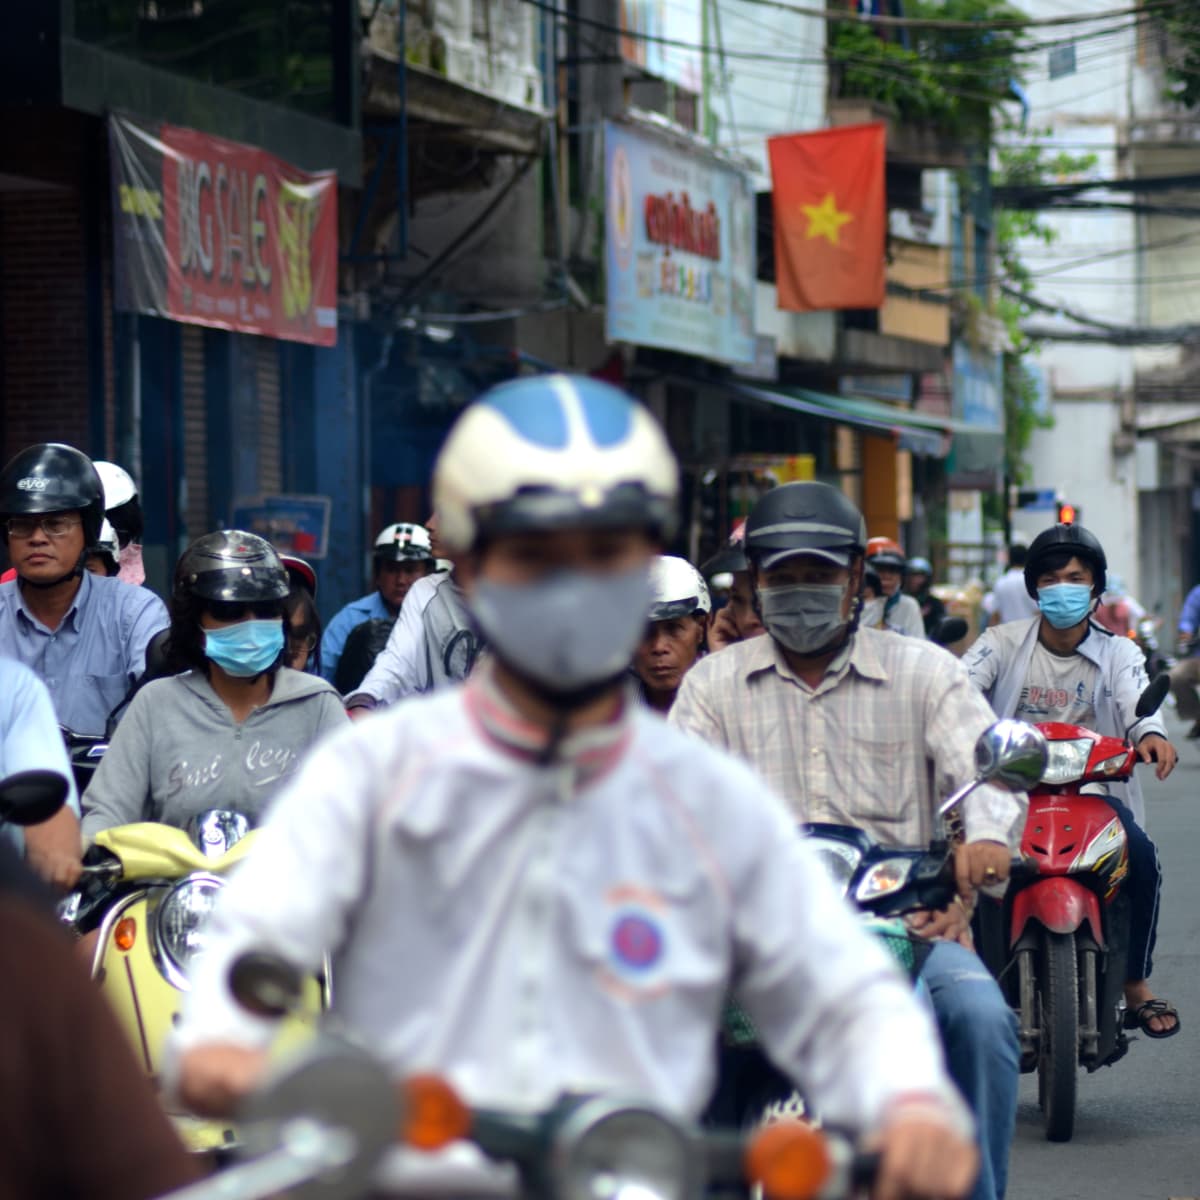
[174,530,290,603]
[0,443,106,544]
[745,482,867,571]
[1024,523,1107,598]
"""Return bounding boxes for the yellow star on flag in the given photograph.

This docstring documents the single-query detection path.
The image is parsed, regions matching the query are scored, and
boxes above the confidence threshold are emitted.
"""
[802,192,853,245]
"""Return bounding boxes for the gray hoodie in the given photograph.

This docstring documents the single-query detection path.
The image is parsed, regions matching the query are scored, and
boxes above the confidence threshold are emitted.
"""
[81,668,349,838]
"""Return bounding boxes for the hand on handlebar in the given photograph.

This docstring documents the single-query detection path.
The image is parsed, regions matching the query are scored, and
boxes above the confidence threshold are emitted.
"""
[1137,733,1176,781]
[869,1108,979,1200]
[954,840,1010,896]
[179,1043,269,1119]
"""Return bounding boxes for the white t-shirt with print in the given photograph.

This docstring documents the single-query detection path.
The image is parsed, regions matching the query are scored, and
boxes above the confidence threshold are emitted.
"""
[1015,641,1098,726]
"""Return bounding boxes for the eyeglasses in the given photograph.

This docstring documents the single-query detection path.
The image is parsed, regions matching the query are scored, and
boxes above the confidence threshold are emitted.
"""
[5,515,82,540]
[287,632,318,654]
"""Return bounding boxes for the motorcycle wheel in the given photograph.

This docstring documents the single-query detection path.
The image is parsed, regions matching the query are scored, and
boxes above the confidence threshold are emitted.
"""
[1038,929,1078,1142]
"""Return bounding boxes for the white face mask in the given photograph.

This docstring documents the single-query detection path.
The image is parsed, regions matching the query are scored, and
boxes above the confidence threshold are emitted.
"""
[470,564,653,696]
[757,582,849,655]
[117,542,145,586]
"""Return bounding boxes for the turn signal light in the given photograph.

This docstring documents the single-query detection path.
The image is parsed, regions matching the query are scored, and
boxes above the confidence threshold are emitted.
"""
[744,1119,832,1200]
[401,1074,472,1151]
[114,917,137,952]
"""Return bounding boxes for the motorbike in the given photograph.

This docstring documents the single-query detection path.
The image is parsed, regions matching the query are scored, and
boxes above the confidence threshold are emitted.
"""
[976,673,1170,1143]
[716,719,1048,1130]
[0,767,70,829]
[157,952,882,1200]
[61,810,327,1155]
[60,726,109,797]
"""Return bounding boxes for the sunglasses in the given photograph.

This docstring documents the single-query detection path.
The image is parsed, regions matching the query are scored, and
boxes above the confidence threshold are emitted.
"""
[205,601,281,623]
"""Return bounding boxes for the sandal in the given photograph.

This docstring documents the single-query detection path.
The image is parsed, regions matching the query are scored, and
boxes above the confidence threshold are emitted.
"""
[1123,998,1181,1039]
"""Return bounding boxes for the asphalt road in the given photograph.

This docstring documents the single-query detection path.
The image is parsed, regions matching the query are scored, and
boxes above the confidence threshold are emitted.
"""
[1007,709,1200,1200]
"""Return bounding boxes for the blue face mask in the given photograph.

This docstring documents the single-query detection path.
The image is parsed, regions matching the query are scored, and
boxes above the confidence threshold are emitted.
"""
[1037,583,1093,630]
[203,619,285,677]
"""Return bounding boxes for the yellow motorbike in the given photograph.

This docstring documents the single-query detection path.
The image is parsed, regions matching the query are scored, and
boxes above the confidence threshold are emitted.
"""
[63,810,327,1155]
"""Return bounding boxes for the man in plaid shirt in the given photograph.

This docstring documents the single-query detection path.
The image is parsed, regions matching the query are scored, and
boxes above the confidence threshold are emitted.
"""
[672,481,1025,1200]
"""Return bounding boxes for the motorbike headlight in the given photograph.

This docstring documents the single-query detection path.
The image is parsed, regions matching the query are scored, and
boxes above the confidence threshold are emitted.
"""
[551,1099,697,1200]
[807,840,862,896]
[154,874,224,984]
[854,857,914,904]
[1041,738,1093,785]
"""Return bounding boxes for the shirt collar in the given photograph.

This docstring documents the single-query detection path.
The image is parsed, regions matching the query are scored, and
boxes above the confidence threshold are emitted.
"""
[14,569,88,632]
[743,628,890,692]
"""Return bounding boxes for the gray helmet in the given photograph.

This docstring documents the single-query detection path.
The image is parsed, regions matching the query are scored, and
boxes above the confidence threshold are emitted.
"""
[0,443,106,544]
[745,482,867,571]
[174,530,290,604]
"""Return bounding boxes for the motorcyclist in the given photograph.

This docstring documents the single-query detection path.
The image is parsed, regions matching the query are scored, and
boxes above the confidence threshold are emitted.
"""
[702,521,765,652]
[0,444,168,737]
[906,555,947,637]
[92,460,146,586]
[344,512,480,713]
[0,657,82,890]
[988,544,1038,626]
[670,481,1023,1200]
[279,555,322,674]
[632,555,710,712]
[320,522,437,685]
[171,375,978,1200]
[83,520,120,578]
[80,531,348,838]
[1168,581,1200,739]
[863,536,925,637]
[962,522,1179,1039]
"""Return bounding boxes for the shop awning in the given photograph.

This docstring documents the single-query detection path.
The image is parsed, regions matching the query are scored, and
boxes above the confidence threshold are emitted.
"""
[732,383,1001,461]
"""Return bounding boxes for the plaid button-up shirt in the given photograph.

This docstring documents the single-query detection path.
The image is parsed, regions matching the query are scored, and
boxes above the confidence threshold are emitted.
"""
[670,627,1025,850]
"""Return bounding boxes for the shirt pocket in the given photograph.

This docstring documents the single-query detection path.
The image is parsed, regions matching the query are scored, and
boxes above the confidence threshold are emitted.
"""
[85,672,132,717]
[841,734,921,837]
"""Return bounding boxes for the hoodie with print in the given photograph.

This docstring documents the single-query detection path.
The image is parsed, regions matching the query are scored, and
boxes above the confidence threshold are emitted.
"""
[81,668,348,837]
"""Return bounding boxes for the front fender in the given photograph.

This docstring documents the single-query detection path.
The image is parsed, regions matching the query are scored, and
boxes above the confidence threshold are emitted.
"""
[1010,877,1104,946]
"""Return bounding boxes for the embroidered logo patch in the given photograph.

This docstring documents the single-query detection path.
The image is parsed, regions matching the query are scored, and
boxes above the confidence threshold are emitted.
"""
[611,912,663,971]
[600,884,671,999]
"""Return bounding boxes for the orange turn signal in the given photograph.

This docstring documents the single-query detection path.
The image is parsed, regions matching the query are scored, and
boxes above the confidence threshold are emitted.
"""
[744,1119,832,1200]
[114,917,137,952]
[401,1074,472,1151]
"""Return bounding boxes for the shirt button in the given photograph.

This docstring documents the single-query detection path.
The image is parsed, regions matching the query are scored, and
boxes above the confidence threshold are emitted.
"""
[810,747,821,756]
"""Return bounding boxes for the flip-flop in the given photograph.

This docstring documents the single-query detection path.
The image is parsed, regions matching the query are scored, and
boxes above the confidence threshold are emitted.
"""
[1123,998,1181,1039]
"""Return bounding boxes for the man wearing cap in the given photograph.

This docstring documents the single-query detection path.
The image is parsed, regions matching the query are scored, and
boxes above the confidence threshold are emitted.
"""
[320,522,437,686]
[0,444,167,738]
[671,481,1024,1200]
[701,521,764,652]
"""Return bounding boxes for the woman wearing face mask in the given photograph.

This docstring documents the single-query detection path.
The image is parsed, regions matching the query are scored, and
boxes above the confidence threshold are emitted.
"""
[80,531,348,838]
[962,522,1180,1038]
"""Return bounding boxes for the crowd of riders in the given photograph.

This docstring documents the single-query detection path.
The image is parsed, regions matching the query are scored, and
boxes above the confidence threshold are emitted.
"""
[0,378,1185,1199]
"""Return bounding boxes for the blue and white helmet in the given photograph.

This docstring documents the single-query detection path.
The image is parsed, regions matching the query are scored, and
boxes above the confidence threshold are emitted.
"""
[434,375,679,553]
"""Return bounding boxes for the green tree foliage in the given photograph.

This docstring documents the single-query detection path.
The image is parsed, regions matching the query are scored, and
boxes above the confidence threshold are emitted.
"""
[1162,5,1200,109]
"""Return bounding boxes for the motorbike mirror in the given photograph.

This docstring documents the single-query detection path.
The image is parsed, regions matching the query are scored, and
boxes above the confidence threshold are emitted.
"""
[973,720,1049,791]
[931,617,968,647]
[0,769,68,827]
[1135,673,1171,719]
[229,951,305,1021]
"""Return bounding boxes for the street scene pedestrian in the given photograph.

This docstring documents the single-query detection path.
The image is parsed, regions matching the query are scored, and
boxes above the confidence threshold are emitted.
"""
[2,2,1199,1198]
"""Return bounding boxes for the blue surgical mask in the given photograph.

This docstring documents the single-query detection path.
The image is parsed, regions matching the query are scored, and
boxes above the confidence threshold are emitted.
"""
[1037,583,1093,630]
[203,619,285,677]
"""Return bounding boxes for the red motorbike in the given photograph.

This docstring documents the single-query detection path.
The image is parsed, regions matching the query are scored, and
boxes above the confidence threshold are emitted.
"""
[980,675,1169,1143]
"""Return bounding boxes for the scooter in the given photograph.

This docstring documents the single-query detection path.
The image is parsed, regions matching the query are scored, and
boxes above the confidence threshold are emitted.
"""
[62,810,327,1155]
[158,951,883,1200]
[978,674,1170,1143]
[717,719,1048,1129]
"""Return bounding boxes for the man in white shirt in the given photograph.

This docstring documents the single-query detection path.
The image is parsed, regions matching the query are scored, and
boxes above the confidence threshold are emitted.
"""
[172,375,977,1199]
[989,544,1039,625]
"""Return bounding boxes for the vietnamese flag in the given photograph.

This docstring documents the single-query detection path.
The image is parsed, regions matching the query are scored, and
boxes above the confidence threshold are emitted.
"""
[768,123,886,312]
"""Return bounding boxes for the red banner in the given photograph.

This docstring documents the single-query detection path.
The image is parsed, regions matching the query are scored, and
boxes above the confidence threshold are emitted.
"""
[110,114,338,346]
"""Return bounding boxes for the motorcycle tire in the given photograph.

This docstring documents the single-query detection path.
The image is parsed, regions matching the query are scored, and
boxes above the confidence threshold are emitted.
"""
[1038,929,1078,1142]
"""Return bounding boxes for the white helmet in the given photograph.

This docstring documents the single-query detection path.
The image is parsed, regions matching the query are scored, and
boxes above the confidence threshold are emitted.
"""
[93,461,138,510]
[373,522,434,563]
[94,519,118,556]
[433,375,678,554]
[649,555,711,621]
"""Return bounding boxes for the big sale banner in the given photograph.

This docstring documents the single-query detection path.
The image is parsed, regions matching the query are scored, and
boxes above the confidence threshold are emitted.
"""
[109,113,338,346]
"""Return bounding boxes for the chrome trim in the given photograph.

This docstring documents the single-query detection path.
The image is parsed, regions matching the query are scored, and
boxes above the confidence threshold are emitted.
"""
[91,889,159,979]
[150,872,227,992]
[186,809,252,858]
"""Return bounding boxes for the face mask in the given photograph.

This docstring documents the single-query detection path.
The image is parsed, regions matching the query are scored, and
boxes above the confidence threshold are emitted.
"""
[470,564,652,696]
[758,583,850,655]
[1037,583,1093,630]
[117,542,145,586]
[203,619,285,678]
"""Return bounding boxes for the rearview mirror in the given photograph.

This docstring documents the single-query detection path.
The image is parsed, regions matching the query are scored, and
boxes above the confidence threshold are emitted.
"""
[229,951,305,1021]
[1135,674,1171,720]
[932,617,968,647]
[974,720,1048,791]
[0,769,68,827]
